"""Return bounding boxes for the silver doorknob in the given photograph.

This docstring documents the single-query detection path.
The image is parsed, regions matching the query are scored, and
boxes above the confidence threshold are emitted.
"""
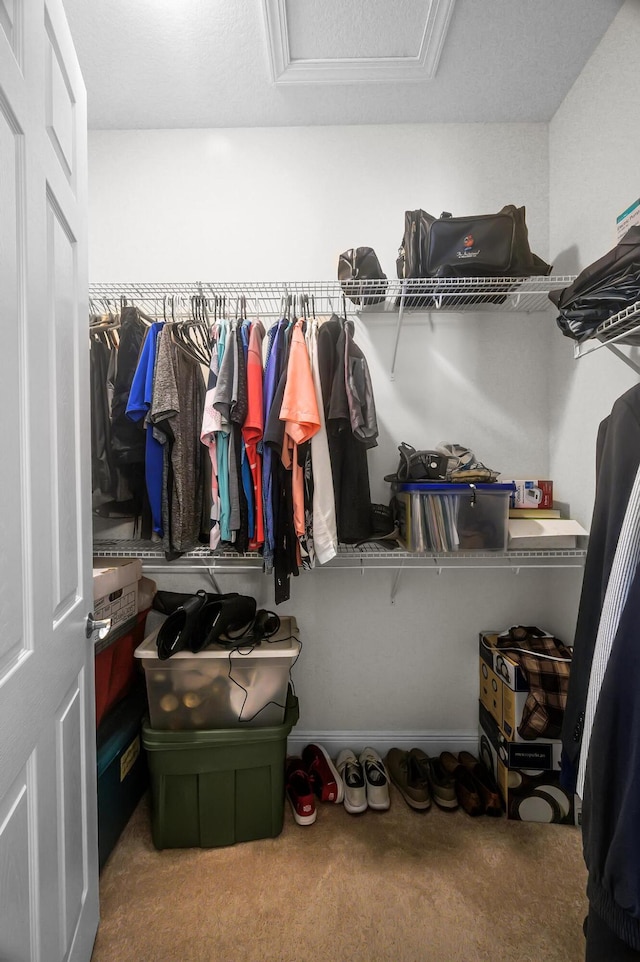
[86,613,112,640]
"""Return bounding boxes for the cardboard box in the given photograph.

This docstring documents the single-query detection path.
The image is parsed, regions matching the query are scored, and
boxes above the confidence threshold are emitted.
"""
[504,480,553,510]
[480,630,561,742]
[479,702,577,824]
[617,198,640,241]
[480,630,535,691]
[93,559,142,634]
[479,658,533,741]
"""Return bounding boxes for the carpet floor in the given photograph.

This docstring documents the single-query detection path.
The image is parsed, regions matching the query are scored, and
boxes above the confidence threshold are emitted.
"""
[91,790,588,962]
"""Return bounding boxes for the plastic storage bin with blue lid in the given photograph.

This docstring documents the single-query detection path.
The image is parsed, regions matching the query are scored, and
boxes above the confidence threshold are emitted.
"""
[395,482,515,552]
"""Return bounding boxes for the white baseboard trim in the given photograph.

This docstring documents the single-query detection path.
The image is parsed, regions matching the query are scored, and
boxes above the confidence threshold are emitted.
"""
[287,730,479,756]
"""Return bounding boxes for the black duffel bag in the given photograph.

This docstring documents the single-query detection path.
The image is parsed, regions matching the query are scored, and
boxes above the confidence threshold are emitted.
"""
[397,206,551,307]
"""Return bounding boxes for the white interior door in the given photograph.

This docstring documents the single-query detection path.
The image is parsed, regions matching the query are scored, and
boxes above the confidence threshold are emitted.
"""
[0,1,97,960]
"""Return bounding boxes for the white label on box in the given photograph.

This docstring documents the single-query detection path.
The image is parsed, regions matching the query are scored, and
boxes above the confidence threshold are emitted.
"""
[120,735,140,782]
[617,198,640,241]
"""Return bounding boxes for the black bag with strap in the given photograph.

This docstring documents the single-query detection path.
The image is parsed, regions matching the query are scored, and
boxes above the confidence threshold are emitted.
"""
[548,226,640,341]
[396,206,551,307]
[338,247,388,306]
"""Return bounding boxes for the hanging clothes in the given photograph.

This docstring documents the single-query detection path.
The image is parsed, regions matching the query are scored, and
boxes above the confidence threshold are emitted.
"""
[150,326,209,556]
[242,319,266,550]
[264,321,298,603]
[343,320,379,448]
[561,382,640,954]
[320,316,373,544]
[214,320,241,537]
[239,321,255,544]
[561,382,640,790]
[200,322,222,550]
[231,323,250,553]
[262,319,287,573]
[126,321,165,537]
[214,322,232,542]
[90,334,116,499]
[305,318,338,565]
[109,305,148,526]
[280,318,321,566]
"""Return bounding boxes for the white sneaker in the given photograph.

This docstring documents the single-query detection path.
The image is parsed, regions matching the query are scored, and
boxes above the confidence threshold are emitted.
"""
[336,749,367,814]
[358,747,391,811]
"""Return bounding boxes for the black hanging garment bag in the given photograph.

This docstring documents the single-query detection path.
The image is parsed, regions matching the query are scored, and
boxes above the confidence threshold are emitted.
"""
[549,226,640,342]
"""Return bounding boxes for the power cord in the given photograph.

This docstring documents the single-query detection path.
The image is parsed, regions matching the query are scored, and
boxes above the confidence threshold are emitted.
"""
[224,632,302,723]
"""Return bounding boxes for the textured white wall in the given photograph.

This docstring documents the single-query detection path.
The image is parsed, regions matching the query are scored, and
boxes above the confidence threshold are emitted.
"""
[549,0,640,532]
[89,122,583,738]
[88,124,549,283]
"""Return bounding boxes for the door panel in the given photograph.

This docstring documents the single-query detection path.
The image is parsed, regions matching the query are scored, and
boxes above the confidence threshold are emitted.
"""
[0,98,27,672]
[45,10,75,185]
[47,191,81,619]
[0,1,96,960]
[0,0,20,65]
[0,766,34,962]
[56,680,86,956]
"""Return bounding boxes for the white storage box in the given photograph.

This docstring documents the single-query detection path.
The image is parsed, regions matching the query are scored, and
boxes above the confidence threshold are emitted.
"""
[507,518,588,550]
[93,559,142,634]
[135,616,300,730]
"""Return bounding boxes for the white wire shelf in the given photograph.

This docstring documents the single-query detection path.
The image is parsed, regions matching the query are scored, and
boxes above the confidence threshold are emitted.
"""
[574,300,640,368]
[88,277,574,318]
[93,540,587,571]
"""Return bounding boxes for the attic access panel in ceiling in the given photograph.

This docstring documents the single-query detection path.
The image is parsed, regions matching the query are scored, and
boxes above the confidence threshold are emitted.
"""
[264,0,456,83]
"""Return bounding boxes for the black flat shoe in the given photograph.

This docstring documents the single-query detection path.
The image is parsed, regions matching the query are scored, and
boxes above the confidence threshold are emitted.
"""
[153,589,239,616]
[191,595,258,652]
[156,590,209,660]
[217,609,281,646]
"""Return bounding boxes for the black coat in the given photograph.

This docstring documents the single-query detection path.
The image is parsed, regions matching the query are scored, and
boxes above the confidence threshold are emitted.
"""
[561,383,640,792]
[562,382,640,950]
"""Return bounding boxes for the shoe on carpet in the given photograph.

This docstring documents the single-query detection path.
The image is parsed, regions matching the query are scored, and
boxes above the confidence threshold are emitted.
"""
[439,751,484,816]
[336,749,368,814]
[385,748,432,811]
[458,751,503,817]
[301,743,344,804]
[409,749,458,811]
[285,757,317,826]
[358,747,391,811]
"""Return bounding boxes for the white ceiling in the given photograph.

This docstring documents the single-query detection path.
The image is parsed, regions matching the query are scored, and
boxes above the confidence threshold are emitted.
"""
[62,0,624,130]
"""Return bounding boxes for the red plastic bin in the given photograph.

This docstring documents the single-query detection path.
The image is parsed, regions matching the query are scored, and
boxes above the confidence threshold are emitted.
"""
[95,608,150,728]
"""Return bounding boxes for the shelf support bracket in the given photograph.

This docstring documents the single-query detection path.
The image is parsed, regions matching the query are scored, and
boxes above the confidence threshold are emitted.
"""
[390,285,407,380]
[390,563,405,604]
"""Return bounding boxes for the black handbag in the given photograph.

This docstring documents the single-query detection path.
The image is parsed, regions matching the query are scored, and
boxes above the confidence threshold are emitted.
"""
[338,247,388,306]
[383,443,449,483]
[397,206,551,306]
